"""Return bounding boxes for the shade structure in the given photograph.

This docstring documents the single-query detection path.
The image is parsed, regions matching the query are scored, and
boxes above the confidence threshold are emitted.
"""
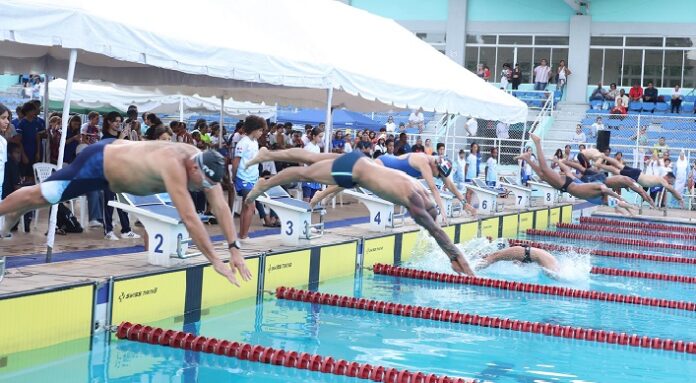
[277,109,383,131]
[47,79,276,118]
[0,0,527,123]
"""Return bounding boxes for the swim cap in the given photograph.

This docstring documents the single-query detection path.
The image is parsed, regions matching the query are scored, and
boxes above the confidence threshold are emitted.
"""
[194,150,225,183]
[437,157,453,178]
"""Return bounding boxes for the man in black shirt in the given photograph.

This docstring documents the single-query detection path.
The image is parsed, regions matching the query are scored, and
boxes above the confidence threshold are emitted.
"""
[643,82,658,103]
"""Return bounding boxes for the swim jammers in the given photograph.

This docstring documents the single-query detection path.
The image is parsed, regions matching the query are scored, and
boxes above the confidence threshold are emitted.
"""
[619,166,642,182]
[559,176,580,193]
[40,139,114,204]
[330,150,365,188]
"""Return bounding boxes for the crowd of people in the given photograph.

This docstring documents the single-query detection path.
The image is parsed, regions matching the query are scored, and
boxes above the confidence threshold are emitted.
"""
[477,59,572,95]
[590,82,696,115]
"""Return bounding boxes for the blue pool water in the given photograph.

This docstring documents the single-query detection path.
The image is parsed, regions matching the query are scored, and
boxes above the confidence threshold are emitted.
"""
[2,218,695,383]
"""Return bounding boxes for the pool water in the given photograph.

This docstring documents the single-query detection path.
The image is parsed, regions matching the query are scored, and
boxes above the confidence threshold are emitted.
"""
[2,219,695,383]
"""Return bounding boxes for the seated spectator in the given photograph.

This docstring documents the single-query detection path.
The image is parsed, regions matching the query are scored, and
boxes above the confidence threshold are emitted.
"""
[395,132,411,154]
[408,107,425,132]
[384,139,395,155]
[589,83,607,101]
[605,83,619,101]
[590,116,605,137]
[671,85,683,114]
[411,138,425,153]
[384,116,396,134]
[643,82,658,103]
[355,131,372,156]
[571,124,586,143]
[615,89,629,108]
[331,130,345,153]
[424,138,434,155]
[483,65,491,82]
[436,142,446,157]
[368,130,377,144]
[398,122,406,132]
[610,98,628,116]
[373,137,387,158]
[629,82,643,102]
[652,136,669,158]
[343,133,353,153]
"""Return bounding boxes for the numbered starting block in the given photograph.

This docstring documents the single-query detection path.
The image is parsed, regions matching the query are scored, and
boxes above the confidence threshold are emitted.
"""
[343,187,406,231]
[527,176,558,206]
[500,176,532,210]
[419,180,462,218]
[256,186,325,245]
[108,194,200,266]
[466,179,499,215]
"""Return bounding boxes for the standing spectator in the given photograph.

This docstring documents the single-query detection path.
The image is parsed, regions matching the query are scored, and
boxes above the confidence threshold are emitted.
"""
[572,125,586,144]
[124,105,141,141]
[652,136,669,157]
[589,83,607,101]
[395,132,411,154]
[511,63,522,90]
[615,89,629,108]
[464,142,480,203]
[643,82,658,104]
[485,147,499,187]
[46,115,62,164]
[411,138,425,153]
[355,131,372,156]
[301,124,312,146]
[385,139,395,155]
[63,115,82,164]
[453,149,466,188]
[499,63,511,90]
[424,138,434,156]
[81,111,100,145]
[556,60,571,95]
[100,111,139,240]
[436,142,446,157]
[233,115,273,239]
[482,65,491,82]
[0,104,8,229]
[674,150,688,195]
[671,85,683,114]
[11,106,22,130]
[173,121,194,144]
[629,126,649,167]
[331,130,345,153]
[384,116,396,134]
[563,144,572,162]
[591,117,605,138]
[408,108,425,133]
[551,148,564,172]
[476,63,485,79]
[343,133,353,153]
[605,83,619,101]
[533,59,551,91]
[368,130,377,144]
[16,101,45,171]
[610,98,628,116]
[519,146,536,186]
[302,127,324,202]
[629,82,643,102]
[373,137,387,158]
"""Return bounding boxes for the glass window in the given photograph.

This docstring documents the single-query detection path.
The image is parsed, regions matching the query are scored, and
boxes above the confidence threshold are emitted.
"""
[664,50,683,87]
[684,49,696,88]
[622,49,642,86]
[535,36,569,46]
[643,50,663,87]
[465,47,479,72]
[551,48,569,67]
[626,37,663,47]
[496,47,514,82]
[498,35,533,45]
[532,47,551,82]
[666,38,693,48]
[604,49,623,86]
[590,36,623,46]
[467,35,496,44]
[516,47,533,83]
[588,49,603,85]
[479,47,496,74]
[466,35,478,44]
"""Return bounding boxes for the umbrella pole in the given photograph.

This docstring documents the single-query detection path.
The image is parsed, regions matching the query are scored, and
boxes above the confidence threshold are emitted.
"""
[43,75,50,162]
[46,49,77,263]
[179,95,184,122]
[219,97,224,149]
[323,87,333,153]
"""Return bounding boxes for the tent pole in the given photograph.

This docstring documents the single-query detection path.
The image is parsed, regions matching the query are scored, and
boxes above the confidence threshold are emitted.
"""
[46,49,77,262]
[323,87,333,153]
[43,74,50,162]
[219,96,224,148]
[179,95,184,122]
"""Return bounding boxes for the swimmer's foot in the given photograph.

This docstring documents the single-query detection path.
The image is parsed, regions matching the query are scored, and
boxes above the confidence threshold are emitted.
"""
[530,133,541,145]
[245,147,270,169]
[244,179,267,204]
[514,152,532,162]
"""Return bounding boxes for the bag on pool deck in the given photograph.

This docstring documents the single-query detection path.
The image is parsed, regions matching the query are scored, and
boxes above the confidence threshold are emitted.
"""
[57,203,83,233]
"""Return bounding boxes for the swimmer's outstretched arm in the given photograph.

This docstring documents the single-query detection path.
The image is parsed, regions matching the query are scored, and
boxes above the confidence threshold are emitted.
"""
[476,246,526,270]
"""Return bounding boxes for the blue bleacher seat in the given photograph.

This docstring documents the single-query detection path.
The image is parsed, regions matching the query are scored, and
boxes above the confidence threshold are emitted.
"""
[654,102,668,113]
[590,100,604,109]
[684,95,696,103]
[680,103,694,114]
[642,103,655,112]
[628,101,642,111]
[581,117,595,125]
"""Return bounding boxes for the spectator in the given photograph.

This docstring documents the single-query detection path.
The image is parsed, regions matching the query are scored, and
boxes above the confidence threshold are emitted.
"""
[301,124,312,146]
[511,63,522,90]
[519,146,536,186]
[610,98,628,116]
[591,116,605,137]
[3,144,27,232]
[483,65,491,82]
[615,89,629,108]
[629,126,649,167]
[16,101,45,170]
[572,124,586,143]
[671,85,683,114]
[465,117,478,137]
[563,144,572,161]
[643,82,658,104]
[173,121,193,144]
[302,127,324,202]
[385,139,395,155]
[46,115,62,164]
[373,137,387,158]
[533,58,551,91]
[151,125,174,141]
[384,116,396,134]
[605,83,620,101]
[485,147,498,187]
[0,103,8,207]
[464,142,480,203]
[355,131,372,156]
[495,121,509,140]
[63,115,82,164]
[124,105,141,141]
[589,83,607,101]
[411,138,425,153]
[674,150,688,195]
[343,133,353,153]
[331,130,345,153]
[395,132,411,154]
[476,63,485,79]
[436,142,446,157]
[499,63,511,89]
[551,148,564,172]
[556,60,571,95]
[629,82,643,102]
[398,122,406,132]
[368,130,377,144]
[652,136,669,158]
[408,107,425,133]
[424,138,434,155]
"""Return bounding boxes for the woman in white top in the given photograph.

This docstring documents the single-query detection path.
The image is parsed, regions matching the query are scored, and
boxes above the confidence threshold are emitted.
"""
[464,142,480,204]
[384,116,396,134]
[302,127,324,202]
[519,146,536,185]
[556,60,571,94]
[485,147,499,186]
[671,85,683,114]
[674,150,689,195]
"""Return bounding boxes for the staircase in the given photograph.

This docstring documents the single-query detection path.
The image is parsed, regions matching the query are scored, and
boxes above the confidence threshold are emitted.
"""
[542,102,589,153]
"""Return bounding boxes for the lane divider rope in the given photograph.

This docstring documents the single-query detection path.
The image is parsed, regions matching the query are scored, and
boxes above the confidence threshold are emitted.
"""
[589,266,696,284]
[371,263,696,312]
[579,216,696,234]
[557,222,696,240]
[526,229,696,252]
[509,239,696,265]
[276,286,696,354]
[115,321,476,383]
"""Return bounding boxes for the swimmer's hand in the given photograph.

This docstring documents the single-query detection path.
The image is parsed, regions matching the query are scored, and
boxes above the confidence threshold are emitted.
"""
[474,257,490,271]
[213,261,241,286]
[230,251,253,282]
[450,254,475,276]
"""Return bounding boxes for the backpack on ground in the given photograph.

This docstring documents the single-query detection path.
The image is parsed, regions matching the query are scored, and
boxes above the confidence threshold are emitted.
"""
[57,203,83,233]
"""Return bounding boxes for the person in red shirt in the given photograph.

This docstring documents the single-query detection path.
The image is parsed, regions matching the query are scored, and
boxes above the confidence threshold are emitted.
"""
[611,98,628,116]
[629,82,643,102]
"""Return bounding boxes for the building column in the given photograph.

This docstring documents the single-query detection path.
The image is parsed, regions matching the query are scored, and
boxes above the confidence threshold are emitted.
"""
[445,0,467,66]
[566,15,592,104]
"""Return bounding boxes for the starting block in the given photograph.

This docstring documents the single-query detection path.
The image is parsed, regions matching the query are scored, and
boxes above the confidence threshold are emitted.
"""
[500,176,532,209]
[419,180,462,218]
[466,179,499,215]
[343,187,406,231]
[527,176,558,206]
[256,186,325,245]
[108,194,200,266]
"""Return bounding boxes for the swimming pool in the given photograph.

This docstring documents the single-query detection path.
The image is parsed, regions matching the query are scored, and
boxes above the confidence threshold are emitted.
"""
[1,216,694,382]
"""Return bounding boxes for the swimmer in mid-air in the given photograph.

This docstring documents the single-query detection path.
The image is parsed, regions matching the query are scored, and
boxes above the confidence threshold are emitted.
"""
[475,244,560,279]
[243,148,475,276]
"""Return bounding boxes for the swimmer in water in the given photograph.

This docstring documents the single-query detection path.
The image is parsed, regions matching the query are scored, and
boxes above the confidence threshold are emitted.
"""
[475,244,560,279]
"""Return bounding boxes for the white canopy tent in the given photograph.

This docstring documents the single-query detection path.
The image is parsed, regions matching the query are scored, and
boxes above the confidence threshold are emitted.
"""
[48,79,277,119]
[0,0,527,256]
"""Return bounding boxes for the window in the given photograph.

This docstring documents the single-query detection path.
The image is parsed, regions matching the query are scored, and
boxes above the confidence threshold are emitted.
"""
[643,50,663,87]
[516,48,533,83]
[588,49,603,85]
[466,34,496,44]
[666,38,694,48]
[479,47,496,75]
[465,47,479,72]
[498,35,533,45]
[664,50,683,87]
[685,49,696,88]
[626,37,663,47]
[535,36,569,46]
[552,48,568,66]
[622,49,642,86]
[603,49,622,86]
[590,36,623,46]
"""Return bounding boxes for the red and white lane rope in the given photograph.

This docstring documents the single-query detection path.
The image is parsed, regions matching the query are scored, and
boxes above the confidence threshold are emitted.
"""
[590,267,696,284]
[115,321,476,383]
[579,217,696,234]
[557,222,696,240]
[371,264,696,312]
[509,239,696,265]
[276,287,696,354]
[526,229,696,252]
